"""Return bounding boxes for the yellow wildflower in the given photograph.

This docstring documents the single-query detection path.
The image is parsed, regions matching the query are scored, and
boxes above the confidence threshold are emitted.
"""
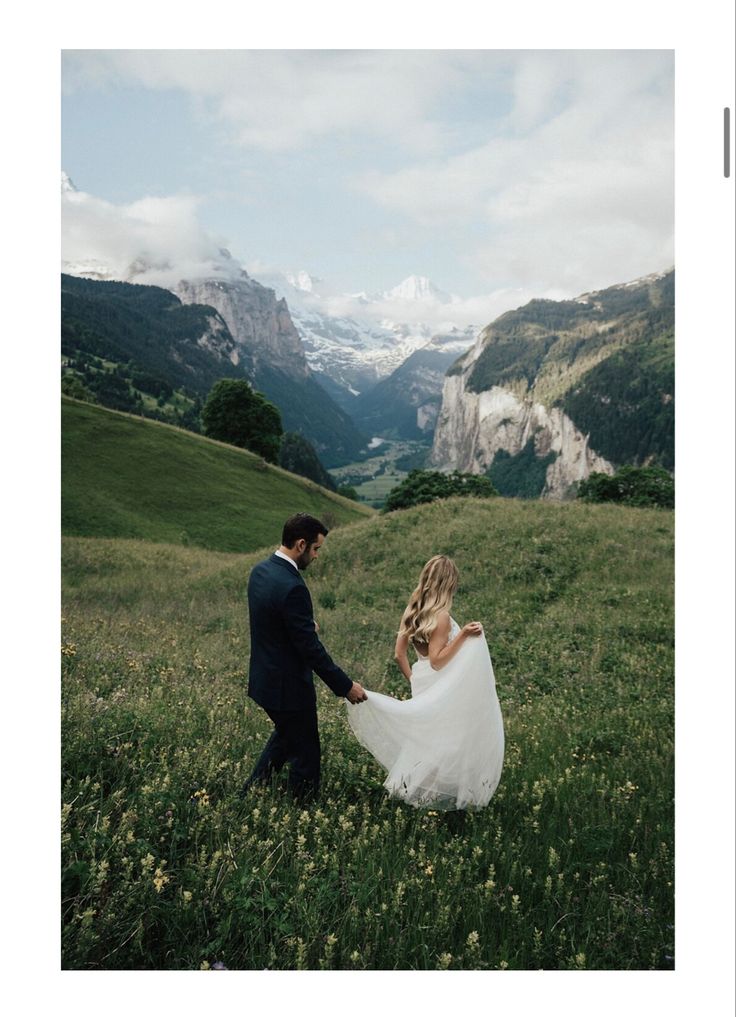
[153,867,170,893]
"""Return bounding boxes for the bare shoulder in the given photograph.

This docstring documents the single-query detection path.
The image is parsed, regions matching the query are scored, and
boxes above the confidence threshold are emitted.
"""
[433,610,452,635]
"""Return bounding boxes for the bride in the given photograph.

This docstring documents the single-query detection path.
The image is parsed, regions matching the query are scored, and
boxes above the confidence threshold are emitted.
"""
[346,555,504,810]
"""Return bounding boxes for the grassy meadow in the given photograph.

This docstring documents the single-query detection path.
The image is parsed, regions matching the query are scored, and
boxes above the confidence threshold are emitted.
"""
[62,397,372,553]
[61,496,674,970]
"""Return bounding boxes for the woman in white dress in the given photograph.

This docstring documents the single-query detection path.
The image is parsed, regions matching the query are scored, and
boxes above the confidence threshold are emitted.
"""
[346,555,505,810]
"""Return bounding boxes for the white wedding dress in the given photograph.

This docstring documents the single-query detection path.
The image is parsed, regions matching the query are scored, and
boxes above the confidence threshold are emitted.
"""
[346,619,505,810]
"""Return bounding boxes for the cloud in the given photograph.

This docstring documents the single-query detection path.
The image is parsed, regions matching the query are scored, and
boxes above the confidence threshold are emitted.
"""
[353,50,674,293]
[61,180,242,286]
[315,286,562,333]
[62,49,488,154]
[61,50,673,310]
[61,174,656,337]
[251,260,552,334]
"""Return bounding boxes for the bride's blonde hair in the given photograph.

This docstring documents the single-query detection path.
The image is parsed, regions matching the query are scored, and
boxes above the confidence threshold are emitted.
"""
[398,555,459,646]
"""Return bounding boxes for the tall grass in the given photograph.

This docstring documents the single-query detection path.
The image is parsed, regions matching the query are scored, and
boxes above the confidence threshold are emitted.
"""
[61,497,673,969]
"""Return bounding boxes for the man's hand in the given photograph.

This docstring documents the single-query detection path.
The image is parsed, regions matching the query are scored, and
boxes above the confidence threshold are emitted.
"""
[346,681,368,703]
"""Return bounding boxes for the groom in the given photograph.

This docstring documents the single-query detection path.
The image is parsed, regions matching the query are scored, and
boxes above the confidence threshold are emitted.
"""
[241,512,367,803]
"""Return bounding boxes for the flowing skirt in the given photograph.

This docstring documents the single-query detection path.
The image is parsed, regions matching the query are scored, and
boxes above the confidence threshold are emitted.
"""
[346,636,504,810]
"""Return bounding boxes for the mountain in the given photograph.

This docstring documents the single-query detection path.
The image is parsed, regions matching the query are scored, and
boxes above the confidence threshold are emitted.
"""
[253,270,475,400]
[171,276,366,465]
[62,396,372,553]
[430,270,674,499]
[61,169,368,466]
[351,328,477,440]
[61,272,367,467]
[61,273,246,429]
[383,275,453,303]
[174,272,305,380]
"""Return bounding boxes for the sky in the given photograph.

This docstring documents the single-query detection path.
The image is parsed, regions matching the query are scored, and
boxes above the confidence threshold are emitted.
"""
[61,49,674,328]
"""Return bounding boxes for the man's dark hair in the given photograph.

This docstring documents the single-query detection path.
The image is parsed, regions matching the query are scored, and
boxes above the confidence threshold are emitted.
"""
[282,513,328,548]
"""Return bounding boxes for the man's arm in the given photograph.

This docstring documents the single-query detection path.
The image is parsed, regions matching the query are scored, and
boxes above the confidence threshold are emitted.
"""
[282,583,359,698]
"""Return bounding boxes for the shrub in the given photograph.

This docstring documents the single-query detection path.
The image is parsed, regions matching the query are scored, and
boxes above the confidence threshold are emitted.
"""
[577,465,674,508]
[383,469,498,513]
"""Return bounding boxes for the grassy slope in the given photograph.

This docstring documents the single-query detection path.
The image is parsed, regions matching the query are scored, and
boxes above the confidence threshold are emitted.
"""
[61,496,673,970]
[62,397,372,553]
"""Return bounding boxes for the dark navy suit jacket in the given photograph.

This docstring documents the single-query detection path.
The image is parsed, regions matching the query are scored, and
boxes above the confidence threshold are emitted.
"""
[247,553,352,711]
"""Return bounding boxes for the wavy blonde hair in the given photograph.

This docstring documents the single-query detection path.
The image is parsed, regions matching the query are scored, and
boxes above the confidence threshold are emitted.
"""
[398,555,459,647]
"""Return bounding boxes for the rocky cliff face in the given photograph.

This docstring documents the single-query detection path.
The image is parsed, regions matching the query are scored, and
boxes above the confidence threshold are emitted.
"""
[174,273,366,466]
[430,270,674,499]
[196,312,242,366]
[431,365,614,499]
[174,273,309,380]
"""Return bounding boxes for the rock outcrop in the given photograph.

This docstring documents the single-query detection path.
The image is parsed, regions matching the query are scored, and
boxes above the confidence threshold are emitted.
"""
[430,270,674,499]
[174,274,309,380]
[431,365,614,500]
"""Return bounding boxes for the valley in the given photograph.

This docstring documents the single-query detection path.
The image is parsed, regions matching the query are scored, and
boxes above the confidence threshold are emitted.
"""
[328,438,432,507]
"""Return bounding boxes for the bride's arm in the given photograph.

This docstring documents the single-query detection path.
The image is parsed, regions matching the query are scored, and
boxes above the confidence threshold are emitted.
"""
[394,631,412,681]
[428,612,482,671]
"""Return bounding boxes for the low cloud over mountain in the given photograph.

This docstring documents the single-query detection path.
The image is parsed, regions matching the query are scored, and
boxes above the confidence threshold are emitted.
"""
[61,173,242,288]
[62,174,544,335]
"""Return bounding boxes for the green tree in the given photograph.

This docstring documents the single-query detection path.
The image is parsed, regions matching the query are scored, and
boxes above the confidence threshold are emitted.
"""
[337,484,359,501]
[278,431,336,490]
[61,374,96,403]
[383,469,498,513]
[577,465,674,508]
[201,379,283,463]
[178,398,203,434]
[488,438,558,499]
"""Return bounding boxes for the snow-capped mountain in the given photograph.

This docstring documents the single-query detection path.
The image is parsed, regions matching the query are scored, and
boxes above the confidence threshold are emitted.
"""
[383,275,454,303]
[351,327,479,440]
[252,269,476,397]
[61,170,477,447]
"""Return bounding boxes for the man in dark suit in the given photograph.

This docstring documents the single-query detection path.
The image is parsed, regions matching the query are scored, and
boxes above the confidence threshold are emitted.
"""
[241,512,367,802]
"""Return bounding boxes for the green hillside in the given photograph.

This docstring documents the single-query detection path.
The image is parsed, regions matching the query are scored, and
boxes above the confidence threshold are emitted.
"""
[560,328,674,470]
[62,397,372,552]
[61,273,245,430]
[62,495,673,970]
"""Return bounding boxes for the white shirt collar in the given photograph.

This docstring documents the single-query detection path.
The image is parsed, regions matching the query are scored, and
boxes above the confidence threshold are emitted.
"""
[274,548,299,571]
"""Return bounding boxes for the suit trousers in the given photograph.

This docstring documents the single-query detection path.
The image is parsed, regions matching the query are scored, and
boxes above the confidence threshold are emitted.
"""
[245,702,321,802]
